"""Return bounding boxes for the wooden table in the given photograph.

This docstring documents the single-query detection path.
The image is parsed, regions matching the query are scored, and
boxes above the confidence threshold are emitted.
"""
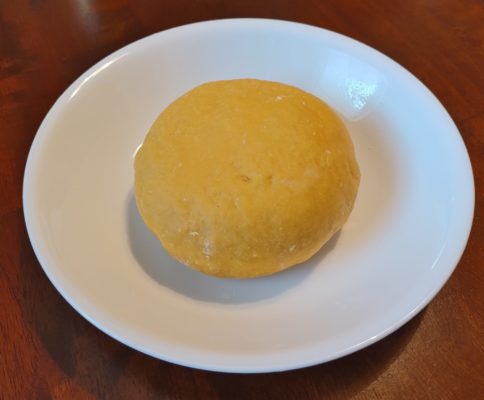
[1,1,482,398]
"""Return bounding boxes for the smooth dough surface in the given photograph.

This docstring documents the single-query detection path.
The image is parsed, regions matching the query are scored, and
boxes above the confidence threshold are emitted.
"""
[135,79,360,278]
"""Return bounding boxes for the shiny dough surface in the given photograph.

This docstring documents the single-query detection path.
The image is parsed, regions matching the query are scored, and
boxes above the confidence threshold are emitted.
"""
[134,79,360,278]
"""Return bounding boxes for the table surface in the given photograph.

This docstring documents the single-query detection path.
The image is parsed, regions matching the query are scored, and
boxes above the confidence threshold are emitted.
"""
[1,0,483,399]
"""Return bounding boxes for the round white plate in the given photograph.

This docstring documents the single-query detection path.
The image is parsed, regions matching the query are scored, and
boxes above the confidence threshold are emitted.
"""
[23,19,474,373]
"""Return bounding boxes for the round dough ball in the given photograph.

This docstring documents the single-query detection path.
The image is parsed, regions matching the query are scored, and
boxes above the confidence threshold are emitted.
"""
[135,79,360,278]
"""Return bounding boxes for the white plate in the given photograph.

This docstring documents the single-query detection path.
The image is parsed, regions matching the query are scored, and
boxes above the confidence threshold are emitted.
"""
[23,19,474,373]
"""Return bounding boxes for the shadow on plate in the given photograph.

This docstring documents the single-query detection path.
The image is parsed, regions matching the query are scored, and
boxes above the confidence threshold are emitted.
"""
[126,191,339,304]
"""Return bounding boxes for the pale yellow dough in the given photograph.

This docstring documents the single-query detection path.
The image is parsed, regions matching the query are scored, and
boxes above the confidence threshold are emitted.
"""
[134,79,360,278]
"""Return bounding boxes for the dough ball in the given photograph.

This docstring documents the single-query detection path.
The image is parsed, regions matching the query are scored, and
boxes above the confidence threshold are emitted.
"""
[134,79,360,278]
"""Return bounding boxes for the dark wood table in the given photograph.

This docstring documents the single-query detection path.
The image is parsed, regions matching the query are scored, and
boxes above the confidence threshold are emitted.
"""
[1,1,483,398]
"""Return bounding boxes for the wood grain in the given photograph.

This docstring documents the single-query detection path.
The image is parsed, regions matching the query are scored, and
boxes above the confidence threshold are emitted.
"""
[1,1,483,399]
